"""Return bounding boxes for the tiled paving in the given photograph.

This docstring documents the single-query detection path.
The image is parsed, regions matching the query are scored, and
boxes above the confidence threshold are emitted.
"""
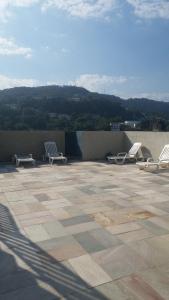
[0,162,169,299]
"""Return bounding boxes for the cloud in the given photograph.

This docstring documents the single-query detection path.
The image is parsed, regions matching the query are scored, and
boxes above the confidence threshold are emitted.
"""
[61,47,69,54]
[115,91,169,101]
[0,74,168,102]
[0,37,32,58]
[0,0,169,22]
[133,92,169,101]
[0,74,39,90]
[0,0,39,22]
[68,74,128,93]
[42,0,117,19]
[126,0,169,19]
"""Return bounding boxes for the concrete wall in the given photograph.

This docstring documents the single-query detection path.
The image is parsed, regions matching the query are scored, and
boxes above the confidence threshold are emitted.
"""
[76,131,124,160]
[124,131,169,160]
[0,130,168,162]
[76,131,169,161]
[0,131,65,162]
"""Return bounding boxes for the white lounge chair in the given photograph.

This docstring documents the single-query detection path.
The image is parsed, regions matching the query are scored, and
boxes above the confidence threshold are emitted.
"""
[14,154,36,167]
[137,144,169,171]
[107,142,142,164]
[44,141,67,165]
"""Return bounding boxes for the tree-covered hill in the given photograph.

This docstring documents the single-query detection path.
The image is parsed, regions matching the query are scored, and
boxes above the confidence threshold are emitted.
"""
[0,86,90,101]
[0,85,168,130]
[123,98,169,118]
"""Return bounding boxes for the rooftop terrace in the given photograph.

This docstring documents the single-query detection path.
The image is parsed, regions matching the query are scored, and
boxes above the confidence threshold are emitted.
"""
[1,161,169,299]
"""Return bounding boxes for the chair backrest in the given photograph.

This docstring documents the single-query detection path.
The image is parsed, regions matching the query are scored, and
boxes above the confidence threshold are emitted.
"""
[159,144,169,161]
[44,141,58,156]
[128,142,142,157]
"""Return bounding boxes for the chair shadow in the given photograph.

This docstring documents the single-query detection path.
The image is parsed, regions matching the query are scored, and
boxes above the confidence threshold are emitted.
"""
[0,164,19,173]
[147,167,169,175]
[0,204,109,300]
[36,159,78,167]
[141,146,152,160]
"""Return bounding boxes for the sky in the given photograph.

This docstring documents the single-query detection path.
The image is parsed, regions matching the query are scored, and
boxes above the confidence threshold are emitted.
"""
[0,0,169,101]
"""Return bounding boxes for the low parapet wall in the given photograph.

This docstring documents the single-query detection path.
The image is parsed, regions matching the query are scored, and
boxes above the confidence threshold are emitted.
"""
[76,131,125,160]
[0,130,168,162]
[75,131,169,161]
[0,131,65,162]
[124,131,169,160]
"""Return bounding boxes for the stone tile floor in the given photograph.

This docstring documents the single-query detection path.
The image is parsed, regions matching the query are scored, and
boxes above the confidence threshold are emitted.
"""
[0,161,169,299]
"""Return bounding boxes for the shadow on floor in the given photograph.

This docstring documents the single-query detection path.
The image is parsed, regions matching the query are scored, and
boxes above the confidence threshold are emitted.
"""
[0,204,109,300]
[0,164,19,173]
[141,146,152,160]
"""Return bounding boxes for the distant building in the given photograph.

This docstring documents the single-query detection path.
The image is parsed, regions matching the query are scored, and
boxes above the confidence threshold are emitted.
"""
[7,104,17,110]
[48,113,57,118]
[71,97,81,101]
[124,120,140,129]
[110,120,141,131]
[48,113,70,120]
[110,122,122,131]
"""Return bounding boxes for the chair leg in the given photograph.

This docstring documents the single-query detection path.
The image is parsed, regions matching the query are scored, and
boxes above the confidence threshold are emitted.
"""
[115,158,125,165]
[107,158,113,164]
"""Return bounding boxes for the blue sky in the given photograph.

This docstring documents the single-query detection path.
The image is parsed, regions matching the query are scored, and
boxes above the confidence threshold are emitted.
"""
[0,0,169,101]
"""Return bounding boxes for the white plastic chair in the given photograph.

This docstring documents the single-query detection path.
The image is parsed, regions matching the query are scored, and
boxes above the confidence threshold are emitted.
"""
[14,154,36,167]
[107,142,142,164]
[44,141,67,165]
[137,144,169,171]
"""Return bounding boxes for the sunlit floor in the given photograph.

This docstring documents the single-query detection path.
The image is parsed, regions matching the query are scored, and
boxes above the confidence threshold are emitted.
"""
[0,161,169,299]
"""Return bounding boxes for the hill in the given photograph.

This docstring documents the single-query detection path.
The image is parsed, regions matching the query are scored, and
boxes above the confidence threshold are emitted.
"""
[0,85,168,130]
[123,98,169,117]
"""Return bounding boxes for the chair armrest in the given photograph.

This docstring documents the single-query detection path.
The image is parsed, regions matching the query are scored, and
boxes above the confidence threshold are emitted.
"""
[147,157,154,162]
[46,152,63,157]
[12,155,17,163]
[115,153,127,164]
[117,152,127,157]
[159,160,169,164]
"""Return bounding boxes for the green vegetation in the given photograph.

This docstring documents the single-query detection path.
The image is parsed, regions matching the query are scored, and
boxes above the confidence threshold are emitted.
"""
[0,85,169,130]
